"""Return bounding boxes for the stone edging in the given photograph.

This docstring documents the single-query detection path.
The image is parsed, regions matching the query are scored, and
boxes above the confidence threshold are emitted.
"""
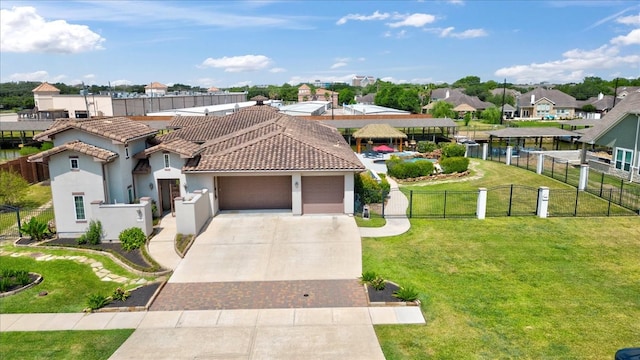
[364,280,421,307]
[14,238,172,277]
[0,272,43,298]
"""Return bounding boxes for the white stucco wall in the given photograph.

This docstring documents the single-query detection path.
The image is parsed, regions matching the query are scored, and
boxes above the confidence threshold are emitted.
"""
[174,189,212,235]
[48,151,106,237]
[89,197,153,240]
[51,95,114,117]
[343,173,355,214]
[183,173,216,214]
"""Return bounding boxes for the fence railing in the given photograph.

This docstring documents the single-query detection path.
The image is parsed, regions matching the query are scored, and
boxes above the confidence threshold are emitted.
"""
[0,206,54,239]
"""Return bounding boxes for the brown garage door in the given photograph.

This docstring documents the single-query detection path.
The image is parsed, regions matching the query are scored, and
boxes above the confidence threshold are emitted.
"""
[302,176,344,214]
[218,176,292,210]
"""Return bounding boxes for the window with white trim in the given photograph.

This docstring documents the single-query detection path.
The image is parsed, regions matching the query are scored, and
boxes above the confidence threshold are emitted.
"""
[70,157,79,170]
[163,153,170,168]
[615,148,633,171]
[74,195,86,220]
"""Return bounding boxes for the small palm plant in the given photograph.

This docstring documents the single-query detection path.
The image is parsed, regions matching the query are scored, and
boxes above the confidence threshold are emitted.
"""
[20,218,49,241]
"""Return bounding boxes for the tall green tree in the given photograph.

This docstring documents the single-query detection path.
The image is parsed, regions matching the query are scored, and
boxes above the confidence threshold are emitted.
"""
[431,101,455,118]
[0,171,29,206]
[481,106,501,124]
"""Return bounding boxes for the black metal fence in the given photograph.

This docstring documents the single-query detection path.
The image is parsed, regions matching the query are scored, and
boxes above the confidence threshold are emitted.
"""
[0,205,54,239]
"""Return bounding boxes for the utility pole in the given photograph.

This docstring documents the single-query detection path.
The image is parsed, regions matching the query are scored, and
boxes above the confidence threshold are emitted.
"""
[500,78,507,125]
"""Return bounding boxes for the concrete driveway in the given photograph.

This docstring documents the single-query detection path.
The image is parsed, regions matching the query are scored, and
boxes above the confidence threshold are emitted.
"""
[169,213,362,283]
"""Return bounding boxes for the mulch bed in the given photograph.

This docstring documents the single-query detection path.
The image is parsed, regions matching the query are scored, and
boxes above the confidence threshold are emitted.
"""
[102,282,162,309]
[0,273,40,294]
[41,237,152,269]
[366,282,404,303]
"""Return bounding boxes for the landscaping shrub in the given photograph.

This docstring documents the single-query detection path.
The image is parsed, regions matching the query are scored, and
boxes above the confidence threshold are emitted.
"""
[370,276,386,290]
[440,156,470,174]
[0,269,31,291]
[86,293,110,311]
[356,172,389,204]
[416,141,437,153]
[387,157,435,179]
[40,141,54,151]
[393,286,419,302]
[119,227,146,251]
[360,270,378,284]
[20,217,49,241]
[77,220,103,245]
[0,170,28,206]
[18,146,40,156]
[111,287,130,301]
[440,143,466,158]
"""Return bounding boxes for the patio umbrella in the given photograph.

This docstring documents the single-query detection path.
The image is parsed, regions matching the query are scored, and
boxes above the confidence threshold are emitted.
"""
[373,145,394,152]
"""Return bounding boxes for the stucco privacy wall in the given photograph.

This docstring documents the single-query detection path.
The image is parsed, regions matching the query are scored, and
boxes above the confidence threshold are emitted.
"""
[89,197,153,240]
[174,189,212,235]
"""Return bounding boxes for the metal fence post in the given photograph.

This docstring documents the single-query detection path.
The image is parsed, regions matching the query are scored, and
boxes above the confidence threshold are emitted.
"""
[508,184,513,216]
[574,187,579,217]
[607,188,613,217]
[443,191,447,218]
[564,162,569,183]
[410,190,416,218]
[599,172,604,197]
[16,207,22,237]
[619,179,624,205]
[551,158,555,178]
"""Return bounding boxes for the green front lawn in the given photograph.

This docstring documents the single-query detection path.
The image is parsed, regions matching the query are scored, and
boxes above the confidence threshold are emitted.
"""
[0,330,134,360]
[0,250,147,313]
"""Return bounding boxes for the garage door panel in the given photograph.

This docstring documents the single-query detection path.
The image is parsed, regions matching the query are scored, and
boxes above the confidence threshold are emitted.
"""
[302,176,344,214]
[219,176,291,210]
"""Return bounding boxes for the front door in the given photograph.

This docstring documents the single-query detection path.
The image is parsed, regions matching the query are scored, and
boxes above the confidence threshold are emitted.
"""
[158,179,180,215]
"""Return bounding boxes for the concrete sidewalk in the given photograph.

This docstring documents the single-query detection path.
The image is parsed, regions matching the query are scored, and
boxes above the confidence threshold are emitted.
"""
[147,213,182,270]
[359,177,411,238]
[1,307,424,360]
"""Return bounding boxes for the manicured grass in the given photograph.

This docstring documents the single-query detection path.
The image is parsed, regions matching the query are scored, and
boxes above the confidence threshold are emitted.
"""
[21,181,53,208]
[0,329,134,360]
[0,252,141,313]
[364,212,640,359]
[355,215,386,228]
[367,159,639,358]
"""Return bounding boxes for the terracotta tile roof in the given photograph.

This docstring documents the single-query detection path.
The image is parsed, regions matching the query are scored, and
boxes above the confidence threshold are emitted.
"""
[28,140,118,163]
[180,108,364,172]
[32,82,60,93]
[136,138,203,159]
[167,116,219,129]
[34,117,157,143]
[145,81,167,89]
[160,106,280,143]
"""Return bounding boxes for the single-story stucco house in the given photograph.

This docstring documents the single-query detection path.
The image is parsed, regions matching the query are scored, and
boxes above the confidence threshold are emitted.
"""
[29,103,365,238]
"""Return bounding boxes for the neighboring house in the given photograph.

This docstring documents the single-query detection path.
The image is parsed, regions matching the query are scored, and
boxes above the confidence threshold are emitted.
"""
[30,104,365,238]
[297,85,338,107]
[145,82,168,97]
[355,93,376,104]
[427,88,494,114]
[576,92,616,119]
[579,92,640,183]
[617,86,640,99]
[352,76,376,87]
[518,88,577,119]
[28,117,158,238]
[207,87,220,93]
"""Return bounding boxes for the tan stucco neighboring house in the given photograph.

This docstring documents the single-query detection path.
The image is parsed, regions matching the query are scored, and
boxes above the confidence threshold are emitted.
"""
[145,82,168,96]
[518,88,577,119]
[297,84,338,107]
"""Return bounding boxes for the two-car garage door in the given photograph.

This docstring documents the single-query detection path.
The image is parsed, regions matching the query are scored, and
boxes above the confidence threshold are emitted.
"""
[218,175,344,214]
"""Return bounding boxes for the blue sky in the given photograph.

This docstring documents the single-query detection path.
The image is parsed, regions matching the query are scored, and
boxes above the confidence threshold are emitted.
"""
[1,0,638,88]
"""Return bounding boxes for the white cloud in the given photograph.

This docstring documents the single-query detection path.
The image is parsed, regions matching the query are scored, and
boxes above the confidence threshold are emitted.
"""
[8,70,65,82]
[439,27,488,38]
[194,78,217,87]
[357,57,366,62]
[447,0,465,4]
[287,74,356,86]
[337,11,389,25]
[230,80,252,88]
[331,62,348,69]
[269,67,286,73]
[388,13,436,28]
[0,6,105,53]
[200,55,272,72]
[111,79,133,86]
[494,45,640,83]
[83,74,96,79]
[611,28,640,46]
[616,14,640,25]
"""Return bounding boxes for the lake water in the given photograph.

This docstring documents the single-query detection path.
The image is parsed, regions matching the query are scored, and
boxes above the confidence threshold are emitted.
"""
[0,148,21,162]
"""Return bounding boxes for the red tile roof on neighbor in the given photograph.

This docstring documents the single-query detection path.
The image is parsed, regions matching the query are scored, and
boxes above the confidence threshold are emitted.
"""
[32,82,61,93]
[28,140,118,163]
[166,116,219,129]
[34,117,158,144]
[145,82,168,89]
[162,105,364,172]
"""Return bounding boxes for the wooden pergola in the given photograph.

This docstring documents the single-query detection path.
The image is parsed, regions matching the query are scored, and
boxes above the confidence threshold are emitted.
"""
[352,123,408,153]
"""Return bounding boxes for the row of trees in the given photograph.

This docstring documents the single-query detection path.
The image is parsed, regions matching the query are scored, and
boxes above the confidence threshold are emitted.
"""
[2,76,639,113]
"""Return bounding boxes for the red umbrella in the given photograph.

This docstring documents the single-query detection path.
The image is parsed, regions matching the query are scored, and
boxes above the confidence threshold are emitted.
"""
[373,145,394,152]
